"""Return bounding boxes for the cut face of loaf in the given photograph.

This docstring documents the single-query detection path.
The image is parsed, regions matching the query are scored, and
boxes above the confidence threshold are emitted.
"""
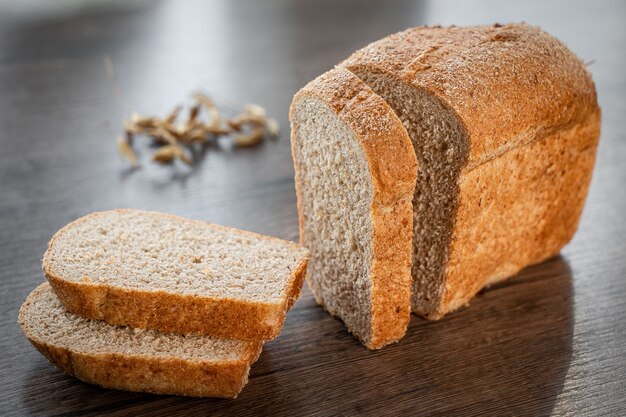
[19,283,262,398]
[342,23,601,318]
[43,209,309,340]
[290,68,417,349]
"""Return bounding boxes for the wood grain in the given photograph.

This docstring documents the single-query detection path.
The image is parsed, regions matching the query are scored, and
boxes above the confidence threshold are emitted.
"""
[0,0,625,416]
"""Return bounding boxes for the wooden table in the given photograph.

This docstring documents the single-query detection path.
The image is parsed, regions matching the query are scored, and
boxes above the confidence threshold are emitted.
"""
[1,1,624,415]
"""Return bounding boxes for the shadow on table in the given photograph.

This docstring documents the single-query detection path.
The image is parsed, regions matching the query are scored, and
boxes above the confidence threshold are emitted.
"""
[21,255,573,416]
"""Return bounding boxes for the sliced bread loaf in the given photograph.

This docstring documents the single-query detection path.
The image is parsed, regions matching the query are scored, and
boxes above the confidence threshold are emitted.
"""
[43,209,309,340]
[19,283,262,398]
[341,23,601,318]
[290,68,417,349]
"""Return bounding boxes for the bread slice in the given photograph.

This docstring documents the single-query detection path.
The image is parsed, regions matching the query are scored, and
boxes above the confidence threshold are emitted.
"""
[19,283,262,398]
[341,23,601,318]
[290,68,417,349]
[43,209,309,340]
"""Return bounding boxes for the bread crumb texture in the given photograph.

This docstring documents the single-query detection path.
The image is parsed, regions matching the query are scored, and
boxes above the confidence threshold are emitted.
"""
[20,284,255,361]
[44,209,308,303]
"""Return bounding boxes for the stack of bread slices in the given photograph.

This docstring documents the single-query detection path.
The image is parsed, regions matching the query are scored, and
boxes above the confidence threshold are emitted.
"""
[19,209,309,398]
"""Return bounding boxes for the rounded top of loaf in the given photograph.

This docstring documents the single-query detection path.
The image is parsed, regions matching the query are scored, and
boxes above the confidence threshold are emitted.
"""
[341,23,600,167]
[290,67,417,206]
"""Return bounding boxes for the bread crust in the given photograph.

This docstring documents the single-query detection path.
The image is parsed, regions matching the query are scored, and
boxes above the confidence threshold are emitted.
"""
[342,23,601,318]
[19,284,262,398]
[439,110,600,317]
[342,23,598,167]
[290,68,417,348]
[43,209,309,341]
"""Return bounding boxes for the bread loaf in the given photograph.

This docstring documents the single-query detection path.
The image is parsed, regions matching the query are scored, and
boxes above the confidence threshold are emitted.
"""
[290,68,417,348]
[43,209,309,340]
[292,23,600,348]
[341,23,600,319]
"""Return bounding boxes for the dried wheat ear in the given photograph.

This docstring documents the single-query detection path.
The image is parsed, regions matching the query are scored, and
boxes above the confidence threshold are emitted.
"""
[117,92,280,167]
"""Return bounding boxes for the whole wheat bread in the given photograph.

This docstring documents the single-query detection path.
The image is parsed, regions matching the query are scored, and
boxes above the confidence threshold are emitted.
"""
[339,23,601,319]
[19,283,262,398]
[290,68,417,349]
[43,209,309,340]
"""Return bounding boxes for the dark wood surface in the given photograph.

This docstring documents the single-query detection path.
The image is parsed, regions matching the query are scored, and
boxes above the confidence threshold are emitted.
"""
[1,1,625,416]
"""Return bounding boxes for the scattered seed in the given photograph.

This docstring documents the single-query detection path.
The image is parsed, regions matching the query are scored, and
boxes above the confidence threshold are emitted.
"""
[165,105,183,124]
[187,104,201,126]
[266,118,280,137]
[228,114,267,130]
[151,145,177,164]
[244,103,266,118]
[131,113,157,129]
[117,92,278,167]
[233,127,266,147]
[117,135,139,167]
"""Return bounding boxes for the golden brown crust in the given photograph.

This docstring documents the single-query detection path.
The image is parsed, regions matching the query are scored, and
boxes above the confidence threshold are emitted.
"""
[43,209,309,341]
[19,284,262,398]
[369,198,414,348]
[438,109,601,317]
[342,23,598,167]
[286,254,309,310]
[27,340,254,398]
[342,23,601,318]
[290,68,417,349]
